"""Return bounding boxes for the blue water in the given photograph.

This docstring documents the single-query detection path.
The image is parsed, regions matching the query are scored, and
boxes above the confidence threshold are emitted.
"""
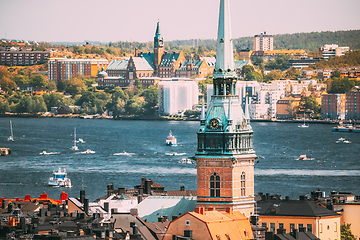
[0,118,359,201]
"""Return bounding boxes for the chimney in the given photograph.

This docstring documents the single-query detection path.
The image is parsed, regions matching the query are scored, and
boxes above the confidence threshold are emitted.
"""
[118,187,126,195]
[2,199,8,209]
[299,195,307,201]
[107,184,114,197]
[277,228,286,234]
[226,206,233,214]
[158,216,164,222]
[145,180,152,194]
[265,232,274,240]
[25,195,31,201]
[84,198,89,215]
[80,190,85,203]
[135,48,139,57]
[195,207,205,215]
[299,227,306,232]
[172,216,178,220]
[104,202,109,213]
[291,229,299,239]
[61,191,68,201]
[163,215,169,221]
[180,186,185,191]
[208,207,216,211]
[138,187,144,196]
[285,196,290,201]
[250,215,259,225]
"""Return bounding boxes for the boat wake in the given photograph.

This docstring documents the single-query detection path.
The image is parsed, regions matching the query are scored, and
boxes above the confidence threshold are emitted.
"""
[76,149,95,154]
[40,151,60,155]
[113,151,135,156]
[256,169,360,176]
[165,152,186,156]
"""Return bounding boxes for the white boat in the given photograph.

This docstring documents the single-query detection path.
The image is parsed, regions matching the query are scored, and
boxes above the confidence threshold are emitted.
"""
[79,149,95,154]
[7,121,14,141]
[48,168,72,188]
[113,151,135,156]
[71,127,79,150]
[40,151,60,155]
[166,130,177,146]
[336,138,351,143]
[178,158,194,164]
[78,138,86,143]
[296,155,314,161]
[298,114,309,128]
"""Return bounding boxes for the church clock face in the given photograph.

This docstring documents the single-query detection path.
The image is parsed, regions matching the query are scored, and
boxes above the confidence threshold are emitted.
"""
[209,118,220,130]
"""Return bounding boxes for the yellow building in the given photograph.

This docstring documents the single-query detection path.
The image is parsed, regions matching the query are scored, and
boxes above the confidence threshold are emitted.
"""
[258,195,341,239]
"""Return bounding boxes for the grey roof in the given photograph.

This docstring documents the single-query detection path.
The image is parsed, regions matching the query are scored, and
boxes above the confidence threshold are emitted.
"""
[234,60,249,69]
[159,52,180,67]
[135,196,197,222]
[142,52,155,69]
[178,59,203,71]
[106,59,129,70]
[258,199,341,217]
[203,57,216,67]
[133,56,154,71]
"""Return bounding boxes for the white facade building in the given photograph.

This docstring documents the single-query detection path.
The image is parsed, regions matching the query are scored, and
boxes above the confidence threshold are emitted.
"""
[159,79,199,116]
[320,44,349,60]
[253,32,273,51]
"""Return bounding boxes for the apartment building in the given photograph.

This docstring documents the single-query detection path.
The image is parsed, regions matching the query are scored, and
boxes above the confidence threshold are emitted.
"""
[345,87,360,120]
[0,50,50,66]
[321,93,346,120]
[254,32,273,51]
[320,44,349,60]
[251,49,307,62]
[175,57,215,78]
[48,58,108,83]
[158,79,199,116]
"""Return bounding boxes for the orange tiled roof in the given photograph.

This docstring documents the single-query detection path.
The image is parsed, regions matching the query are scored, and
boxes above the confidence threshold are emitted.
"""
[189,208,254,240]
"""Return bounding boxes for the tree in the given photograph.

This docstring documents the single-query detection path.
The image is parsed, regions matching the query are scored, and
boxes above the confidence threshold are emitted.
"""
[125,97,143,115]
[0,100,10,114]
[245,71,263,82]
[65,76,86,96]
[198,78,213,102]
[47,80,57,92]
[328,78,356,93]
[264,70,283,82]
[13,75,29,85]
[331,70,341,78]
[43,92,66,111]
[29,73,47,87]
[32,96,47,113]
[341,223,355,240]
[241,65,254,77]
[142,86,158,114]
[0,77,17,92]
[16,96,33,113]
[285,67,300,79]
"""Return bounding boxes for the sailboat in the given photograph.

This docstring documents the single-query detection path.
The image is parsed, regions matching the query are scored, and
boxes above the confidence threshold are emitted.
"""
[298,113,309,128]
[71,127,79,150]
[7,121,14,141]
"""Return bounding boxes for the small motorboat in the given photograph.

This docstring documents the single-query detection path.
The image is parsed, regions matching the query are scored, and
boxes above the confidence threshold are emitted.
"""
[165,152,186,156]
[40,151,60,155]
[296,155,314,161]
[48,168,72,188]
[179,158,194,164]
[77,138,86,143]
[336,138,351,143]
[113,151,135,156]
[79,149,95,154]
[166,130,177,146]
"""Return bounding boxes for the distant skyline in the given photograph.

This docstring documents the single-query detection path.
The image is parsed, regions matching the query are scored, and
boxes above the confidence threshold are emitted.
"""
[1,0,360,43]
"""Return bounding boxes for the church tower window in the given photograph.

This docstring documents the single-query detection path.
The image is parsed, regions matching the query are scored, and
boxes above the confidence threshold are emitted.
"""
[210,173,220,197]
[241,172,246,196]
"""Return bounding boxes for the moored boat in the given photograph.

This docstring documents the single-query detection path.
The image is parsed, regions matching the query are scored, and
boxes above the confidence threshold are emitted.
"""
[0,148,11,156]
[166,130,177,146]
[48,168,72,188]
[296,155,314,161]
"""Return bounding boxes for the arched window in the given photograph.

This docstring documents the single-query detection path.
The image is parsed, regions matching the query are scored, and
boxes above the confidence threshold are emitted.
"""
[241,172,246,196]
[210,173,220,197]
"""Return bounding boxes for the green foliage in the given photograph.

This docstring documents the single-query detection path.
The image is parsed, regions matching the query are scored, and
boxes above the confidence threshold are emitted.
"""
[341,223,355,240]
[264,70,283,82]
[285,67,300,79]
[299,96,321,114]
[125,97,143,115]
[43,92,66,111]
[245,71,263,82]
[184,110,201,117]
[312,50,360,69]
[265,55,290,71]
[142,86,158,114]
[16,96,33,113]
[29,73,47,87]
[0,76,17,92]
[13,75,29,85]
[65,76,87,96]
[328,77,356,94]
[32,96,47,113]
[0,100,10,114]
[198,78,213,103]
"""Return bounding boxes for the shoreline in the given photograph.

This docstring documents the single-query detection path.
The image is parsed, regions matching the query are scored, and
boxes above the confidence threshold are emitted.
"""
[0,113,341,124]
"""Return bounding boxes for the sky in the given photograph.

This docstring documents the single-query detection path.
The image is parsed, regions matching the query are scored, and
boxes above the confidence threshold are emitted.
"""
[0,0,360,43]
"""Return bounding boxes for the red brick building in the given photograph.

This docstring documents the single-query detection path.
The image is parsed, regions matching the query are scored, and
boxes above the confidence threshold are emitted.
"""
[0,50,50,66]
[346,87,360,120]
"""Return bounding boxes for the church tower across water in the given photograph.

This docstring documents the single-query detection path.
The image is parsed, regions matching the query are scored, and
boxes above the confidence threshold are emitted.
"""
[195,0,256,217]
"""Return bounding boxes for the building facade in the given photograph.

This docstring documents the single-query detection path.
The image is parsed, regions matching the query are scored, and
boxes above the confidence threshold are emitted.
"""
[48,58,108,82]
[158,79,199,116]
[345,87,360,120]
[320,44,349,60]
[1,50,50,66]
[253,32,273,51]
[195,0,256,217]
[321,94,346,120]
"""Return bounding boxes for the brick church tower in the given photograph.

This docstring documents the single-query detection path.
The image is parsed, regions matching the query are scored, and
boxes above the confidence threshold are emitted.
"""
[153,21,164,76]
[194,0,256,217]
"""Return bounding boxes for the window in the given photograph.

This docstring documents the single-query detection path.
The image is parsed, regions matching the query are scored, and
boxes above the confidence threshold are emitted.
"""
[290,224,295,233]
[319,223,323,233]
[262,222,267,229]
[240,172,246,196]
[210,173,220,197]
[270,223,275,232]
[185,220,190,226]
[335,222,337,232]
[307,224,312,232]
[279,223,284,229]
